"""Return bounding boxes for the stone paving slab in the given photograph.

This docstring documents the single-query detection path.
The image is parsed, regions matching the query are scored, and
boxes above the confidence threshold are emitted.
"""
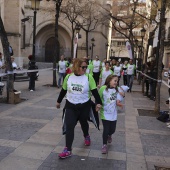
[0,72,170,169]
[0,146,15,161]
[38,152,127,170]
[0,155,43,170]
[0,119,45,141]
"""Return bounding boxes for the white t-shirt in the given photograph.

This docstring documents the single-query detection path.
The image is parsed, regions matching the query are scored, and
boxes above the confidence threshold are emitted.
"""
[12,62,17,69]
[93,60,101,73]
[127,64,135,75]
[99,86,121,121]
[113,66,121,76]
[100,69,113,86]
[63,73,96,104]
[59,61,66,73]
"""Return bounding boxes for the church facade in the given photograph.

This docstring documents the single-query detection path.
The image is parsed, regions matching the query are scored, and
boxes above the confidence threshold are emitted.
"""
[0,0,112,67]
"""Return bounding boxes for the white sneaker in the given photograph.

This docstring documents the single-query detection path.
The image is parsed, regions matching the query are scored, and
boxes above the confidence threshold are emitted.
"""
[30,90,33,92]
[167,125,170,128]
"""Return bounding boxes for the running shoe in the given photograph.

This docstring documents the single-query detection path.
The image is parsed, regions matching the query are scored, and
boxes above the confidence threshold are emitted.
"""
[84,135,91,146]
[101,144,108,154]
[58,147,72,159]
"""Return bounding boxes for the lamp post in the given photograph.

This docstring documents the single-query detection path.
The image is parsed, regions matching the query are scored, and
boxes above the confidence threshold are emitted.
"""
[75,23,81,58]
[46,0,62,86]
[111,49,113,58]
[106,43,109,60]
[135,39,138,65]
[29,0,42,61]
[140,28,146,63]
[91,38,95,60]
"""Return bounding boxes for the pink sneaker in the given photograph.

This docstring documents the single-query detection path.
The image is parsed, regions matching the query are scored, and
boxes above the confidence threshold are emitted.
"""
[84,135,91,146]
[58,147,72,159]
[101,144,108,154]
[108,136,112,143]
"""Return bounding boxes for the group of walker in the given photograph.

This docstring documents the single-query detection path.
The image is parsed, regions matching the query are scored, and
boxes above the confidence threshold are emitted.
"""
[56,56,136,159]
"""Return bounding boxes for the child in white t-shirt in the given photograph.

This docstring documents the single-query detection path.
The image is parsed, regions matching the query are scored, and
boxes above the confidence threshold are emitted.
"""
[99,75,123,154]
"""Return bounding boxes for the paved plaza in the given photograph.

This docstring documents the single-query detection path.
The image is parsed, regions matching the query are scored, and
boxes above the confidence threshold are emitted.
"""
[0,70,170,170]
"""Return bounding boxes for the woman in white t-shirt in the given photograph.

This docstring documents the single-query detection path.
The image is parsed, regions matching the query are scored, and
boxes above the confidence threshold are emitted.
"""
[92,55,101,85]
[58,55,67,88]
[98,61,113,88]
[113,61,122,86]
[56,58,102,159]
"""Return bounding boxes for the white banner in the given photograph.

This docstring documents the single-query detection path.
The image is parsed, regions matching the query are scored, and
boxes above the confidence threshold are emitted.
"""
[73,33,79,58]
[126,41,133,59]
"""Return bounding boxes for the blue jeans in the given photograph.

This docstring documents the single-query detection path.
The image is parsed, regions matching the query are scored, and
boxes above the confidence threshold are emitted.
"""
[127,75,134,90]
[58,73,65,87]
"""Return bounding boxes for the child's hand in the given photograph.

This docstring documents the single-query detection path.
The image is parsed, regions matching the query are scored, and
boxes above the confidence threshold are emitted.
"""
[117,101,124,109]
[96,104,102,112]
[119,92,125,97]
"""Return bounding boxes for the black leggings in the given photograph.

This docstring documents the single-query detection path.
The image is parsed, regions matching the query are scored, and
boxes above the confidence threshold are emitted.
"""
[102,119,117,145]
[65,100,91,151]
[93,72,100,86]
[123,75,127,85]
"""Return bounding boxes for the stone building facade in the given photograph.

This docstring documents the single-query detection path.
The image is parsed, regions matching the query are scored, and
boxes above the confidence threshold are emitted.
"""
[0,0,112,67]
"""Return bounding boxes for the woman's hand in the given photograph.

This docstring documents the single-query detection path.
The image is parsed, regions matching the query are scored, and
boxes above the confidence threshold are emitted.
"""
[96,104,102,112]
[56,102,60,109]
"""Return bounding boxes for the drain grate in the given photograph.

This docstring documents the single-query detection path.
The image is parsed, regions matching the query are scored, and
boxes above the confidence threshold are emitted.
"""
[138,109,157,117]
[155,166,170,170]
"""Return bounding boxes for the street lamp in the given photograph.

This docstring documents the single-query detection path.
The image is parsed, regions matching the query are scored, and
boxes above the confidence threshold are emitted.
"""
[106,43,109,59]
[75,23,81,58]
[141,28,146,62]
[29,0,42,61]
[91,38,95,60]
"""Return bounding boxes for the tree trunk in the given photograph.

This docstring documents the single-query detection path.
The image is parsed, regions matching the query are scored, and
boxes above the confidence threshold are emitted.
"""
[71,24,74,58]
[0,16,13,103]
[86,31,89,57]
[53,0,62,87]
[155,0,166,114]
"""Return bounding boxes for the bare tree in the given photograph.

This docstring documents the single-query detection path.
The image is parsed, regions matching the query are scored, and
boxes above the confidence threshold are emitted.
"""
[154,0,167,114]
[61,1,82,57]
[77,0,103,57]
[0,16,13,103]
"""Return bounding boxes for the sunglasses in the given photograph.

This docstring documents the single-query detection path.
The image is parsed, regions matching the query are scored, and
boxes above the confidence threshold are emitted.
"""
[80,66,87,69]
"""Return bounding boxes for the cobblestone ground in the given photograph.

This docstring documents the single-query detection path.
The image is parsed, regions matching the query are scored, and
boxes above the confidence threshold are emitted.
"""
[0,71,170,170]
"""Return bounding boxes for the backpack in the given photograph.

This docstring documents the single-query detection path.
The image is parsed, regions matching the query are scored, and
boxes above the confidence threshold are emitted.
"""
[157,111,169,122]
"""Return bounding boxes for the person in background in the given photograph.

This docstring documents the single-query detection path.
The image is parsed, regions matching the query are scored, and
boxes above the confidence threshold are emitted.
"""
[28,55,38,92]
[111,59,116,70]
[99,75,123,154]
[0,52,5,82]
[102,58,107,70]
[122,60,128,85]
[58,55,67,88]
[92,55,102,85]
[56,58,102,159]
[143,62,151,97]
[127,59,136,92]
[113,61,122,86]
[11,56,18,82]
[149,60,157,100]
[166,62,170,104]
[98,61,113,88]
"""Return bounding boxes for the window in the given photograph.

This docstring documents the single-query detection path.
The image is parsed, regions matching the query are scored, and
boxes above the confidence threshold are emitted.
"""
[117,42,126,47]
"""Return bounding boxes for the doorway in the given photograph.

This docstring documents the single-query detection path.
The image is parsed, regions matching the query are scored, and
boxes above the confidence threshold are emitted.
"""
[45,37,55,62]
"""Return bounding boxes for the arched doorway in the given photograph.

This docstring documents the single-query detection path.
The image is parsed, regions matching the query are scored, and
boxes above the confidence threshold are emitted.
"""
[45,37,55,62]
